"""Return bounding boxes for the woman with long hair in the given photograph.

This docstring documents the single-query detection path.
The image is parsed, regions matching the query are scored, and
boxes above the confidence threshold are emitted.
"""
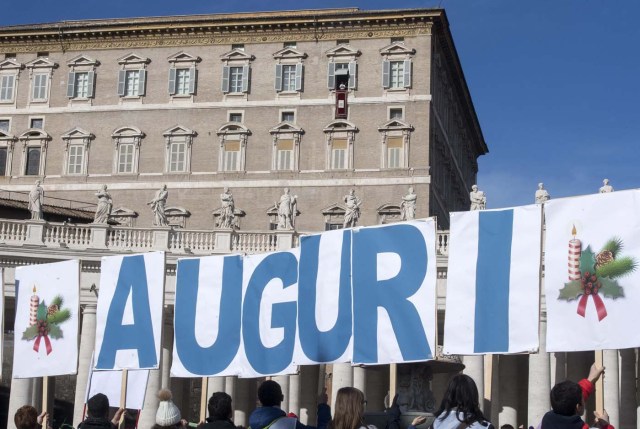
[432,375,493,429]
[330,387,374,429]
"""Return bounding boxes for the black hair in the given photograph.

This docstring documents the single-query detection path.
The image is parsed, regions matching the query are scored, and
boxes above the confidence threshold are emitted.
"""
[500,425,515,429]
[550,380,582,416]
[209,392,233,420]
[258,380,283,407]
[87,393,110,418]
[434,374,487,425]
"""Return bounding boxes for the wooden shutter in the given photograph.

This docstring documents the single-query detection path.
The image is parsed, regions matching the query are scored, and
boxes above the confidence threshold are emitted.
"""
[274,64,283,92]
[188,67,197,94]
[87,71,95,98]
[327,62,336,89]
[403,59,412,88]
[382,60,391,88]
[242,65,250,93]
[117,70,126,96]
[66,72,76,98]
[138,70,147,96]
[348,61,357,89]
[221,66,230,93]
[295,63,304,91]
[168,68,176,95]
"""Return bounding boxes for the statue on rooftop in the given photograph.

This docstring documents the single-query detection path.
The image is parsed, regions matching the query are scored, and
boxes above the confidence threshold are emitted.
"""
[277,188,297,230]
[401,187,417,221]
[93,184,113,224]
[219,187,235,229]
[469,185,486,211]
[343,189,362,228]
[148,184,169,227]
[599,178,614,193]
[28,180,44,221]
[535,182,550,204]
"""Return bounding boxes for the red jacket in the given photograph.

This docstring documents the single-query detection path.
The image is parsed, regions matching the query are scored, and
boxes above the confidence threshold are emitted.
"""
[578,379,614,429]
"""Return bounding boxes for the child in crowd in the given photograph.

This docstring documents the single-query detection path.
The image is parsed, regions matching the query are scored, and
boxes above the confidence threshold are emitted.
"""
[14,405,48,429]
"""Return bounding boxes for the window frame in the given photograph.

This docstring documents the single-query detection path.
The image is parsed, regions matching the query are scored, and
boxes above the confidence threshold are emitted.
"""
[378,119,414,170]
[19,129,50,177]
[62,127,93,176]
[380,41,416,91]
[0,74,16,103]
[273,46,307,96]
[323,120,358,171]
[167,51,201,99]
[66,55,100,102]
[163,125,196,174]
[112,127,145,175]
[0,127,16,177]
[117,53,150,100]
[220,48,254,98]
[270,121,303,172]
[217,123,250,172]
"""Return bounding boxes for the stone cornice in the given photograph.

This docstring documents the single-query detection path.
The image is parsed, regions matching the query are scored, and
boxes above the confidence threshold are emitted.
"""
[0,8,438,53]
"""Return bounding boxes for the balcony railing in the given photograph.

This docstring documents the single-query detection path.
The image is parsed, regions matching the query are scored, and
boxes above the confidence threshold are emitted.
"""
[0,219,450,257]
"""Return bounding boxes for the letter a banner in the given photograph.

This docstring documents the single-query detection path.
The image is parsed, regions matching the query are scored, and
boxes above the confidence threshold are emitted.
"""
[94,252,165,370]
[13,260,80,378]
[545,190,640,351]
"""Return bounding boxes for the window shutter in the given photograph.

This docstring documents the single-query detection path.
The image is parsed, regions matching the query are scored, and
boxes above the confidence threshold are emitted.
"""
[274,64,283,92]
[242,65,250,93]
[168,68,177,95]
[382,60,390,89]
[66,72,76,98]
[295,63,304,92]
[222,66,230,93]
[87,71,96,98]
[117,70,126,96]
[188,67,197,94]
[32,75,40,100]
[327,62,336,89]
[138,70,147,96]
[348,61,357,89]
[403,59,412,88]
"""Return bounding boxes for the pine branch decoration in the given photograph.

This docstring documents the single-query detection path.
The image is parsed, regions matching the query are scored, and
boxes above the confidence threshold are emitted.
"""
[596,256,637,279]
[601,237,623,257]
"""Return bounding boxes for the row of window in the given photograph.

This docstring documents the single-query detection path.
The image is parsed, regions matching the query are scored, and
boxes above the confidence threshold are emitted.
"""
[0,40,416,103]
[0,117,413,177]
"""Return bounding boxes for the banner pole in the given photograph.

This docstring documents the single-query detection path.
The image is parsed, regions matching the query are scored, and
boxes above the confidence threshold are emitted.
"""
[595,350,604,412]
[389,364,397,404]
[200,377,209,423]
[42,376,49,429]
[119,369,128,429]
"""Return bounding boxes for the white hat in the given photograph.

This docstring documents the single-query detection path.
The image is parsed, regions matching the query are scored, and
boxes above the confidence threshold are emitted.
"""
[156,389,181,427]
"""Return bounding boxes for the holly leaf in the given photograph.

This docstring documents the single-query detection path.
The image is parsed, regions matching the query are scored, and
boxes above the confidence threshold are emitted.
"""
[48,324,63,340]
[559,280,583,301]
[580,246,597,275]
[37,302,48,321]
[599,277,624,299]
[22,325,38,340]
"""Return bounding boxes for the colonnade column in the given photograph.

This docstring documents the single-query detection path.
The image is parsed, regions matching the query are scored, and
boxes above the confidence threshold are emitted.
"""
[7,378,34,429]
[162,311,173,389]
[618,348,636,428]
[498,355,518,427]
[208,377,226,398]
[353,367,367,397]
[273,375,290,412]
[72,303,97,426]
[331,364,354,410]
[138,309,166,429]
[462,356,484,412]
[289,373,302,418]
[603,349,619,428]
[528,316,550,426]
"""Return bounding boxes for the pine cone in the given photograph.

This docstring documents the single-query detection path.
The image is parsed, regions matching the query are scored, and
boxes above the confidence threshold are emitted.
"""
[47,304,59,315]
[596,250,614,267]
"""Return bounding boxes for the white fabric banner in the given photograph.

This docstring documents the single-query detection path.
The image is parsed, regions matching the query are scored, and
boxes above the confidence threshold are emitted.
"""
[94,252,165,370]
[443,206,542,355]
[13,260,80,378]
[86,353,149,410]
[545,190,640,351]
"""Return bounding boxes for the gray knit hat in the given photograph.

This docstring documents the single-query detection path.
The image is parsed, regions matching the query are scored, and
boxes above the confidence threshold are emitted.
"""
[156,389,181,427]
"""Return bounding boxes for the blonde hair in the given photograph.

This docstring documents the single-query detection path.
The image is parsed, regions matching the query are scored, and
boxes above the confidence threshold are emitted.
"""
[330,387,365,429]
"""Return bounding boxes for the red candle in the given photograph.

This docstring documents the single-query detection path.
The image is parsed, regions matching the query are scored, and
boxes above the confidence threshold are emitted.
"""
[29,286,39,326]
[568,225,581,281]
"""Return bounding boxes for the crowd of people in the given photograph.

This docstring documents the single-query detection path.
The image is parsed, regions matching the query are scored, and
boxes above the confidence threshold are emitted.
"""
[13,363,613,429]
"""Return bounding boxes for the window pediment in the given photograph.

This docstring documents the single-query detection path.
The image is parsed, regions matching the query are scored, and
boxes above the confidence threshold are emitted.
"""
[321,203,346,216]
[0,130,15,141]
[272,47,307,61]
[25,58,58,70]
[325,44,361,59]
[217,123,251,136]
[112,126,145,138]
[270,123,304,135]
[19,129,50,140]
[323,120,358,133]
[163,125,197,137]
[379,42,416,57]
[167,51,201,64]
[0,58,23,71]
[378,119,414,132]
[220,49,256,63]
[67,55,100,67]
[62,127,94,140]
[111,207,138,217]
[117,53,151,66]
[165,206,191,217]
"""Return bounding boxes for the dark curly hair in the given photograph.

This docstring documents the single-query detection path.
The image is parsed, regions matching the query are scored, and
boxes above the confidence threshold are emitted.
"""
[14,405,38,429]
[208,392,233,420]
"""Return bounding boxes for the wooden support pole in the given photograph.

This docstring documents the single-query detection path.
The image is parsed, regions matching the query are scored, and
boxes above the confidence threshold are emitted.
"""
[119,369,128,429]
[595,350,604,412]
[42,376,49,429]
[200,377,209,424]
[389,363,397,405]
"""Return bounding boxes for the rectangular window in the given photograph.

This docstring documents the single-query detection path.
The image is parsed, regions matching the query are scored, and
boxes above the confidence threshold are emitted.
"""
[30,118,43,129]
[25,147,41,175]
[0,75,15,102]
[390,61,405,88]
[281,111,295,122]
[284,41,297,48]
[232,44,245,51]
[67,145,85,174]
[387,137,403,168]
[32,73,48,100]
[331,138,347,169]
[276,139,293,170]
[169,141,186,172]
[74,72,89,98]
[0,147,7,176]
[282,65,297,91]
[0,119,9,132]
[223,140,240,171]
[175,69,190,95]
[229,67,244,93]
[229,113,243,123]
[118,143,135,173]
[389,108,404,119]
[125,70,140,96]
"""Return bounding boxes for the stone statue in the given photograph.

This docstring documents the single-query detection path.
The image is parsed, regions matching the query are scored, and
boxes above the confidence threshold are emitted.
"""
[277,188,297,230]
[469,184,486,211]
[148,184,169,227]
[343,189,362,228]
[599,178,614,193]
[393,365,436,413]
[219,187,235,229]
[535,182,550,204]
[401,187,417,221]
[28,180,44,220]
[93,184,113,224]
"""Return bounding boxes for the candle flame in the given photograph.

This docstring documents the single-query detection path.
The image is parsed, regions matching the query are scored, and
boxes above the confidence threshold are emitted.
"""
[32,285,37,294]
[572,224,577,237]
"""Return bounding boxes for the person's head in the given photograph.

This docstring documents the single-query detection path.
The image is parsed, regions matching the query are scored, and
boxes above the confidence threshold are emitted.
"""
[550,380,583,416]
[258,380,283,407]
[331,387,366,429]
[155,389,182,428]
[500,425,515,429]
[208,392,233,420]
[87,393,110,419]
[435,374,485,423]
[14,405,38,429]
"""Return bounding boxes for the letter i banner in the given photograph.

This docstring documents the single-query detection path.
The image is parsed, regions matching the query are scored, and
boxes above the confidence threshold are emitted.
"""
[13,260,80,378]
[94,252,165,370]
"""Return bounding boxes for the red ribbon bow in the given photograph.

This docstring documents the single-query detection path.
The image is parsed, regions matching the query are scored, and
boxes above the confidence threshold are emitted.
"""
[577,292,608,321]
[33,334,53,355]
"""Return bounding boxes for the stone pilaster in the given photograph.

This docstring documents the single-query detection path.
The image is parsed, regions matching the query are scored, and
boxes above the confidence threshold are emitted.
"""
[331,363,354,410]
[498,355,518,427]
[274,375,290,412]
[289,373,302,418]
[618,348,636,429]
[138,369,162,428]
[7,378,35,429]
[25,220,45,245]
[462,356,484,411]
[73,304,97,426]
